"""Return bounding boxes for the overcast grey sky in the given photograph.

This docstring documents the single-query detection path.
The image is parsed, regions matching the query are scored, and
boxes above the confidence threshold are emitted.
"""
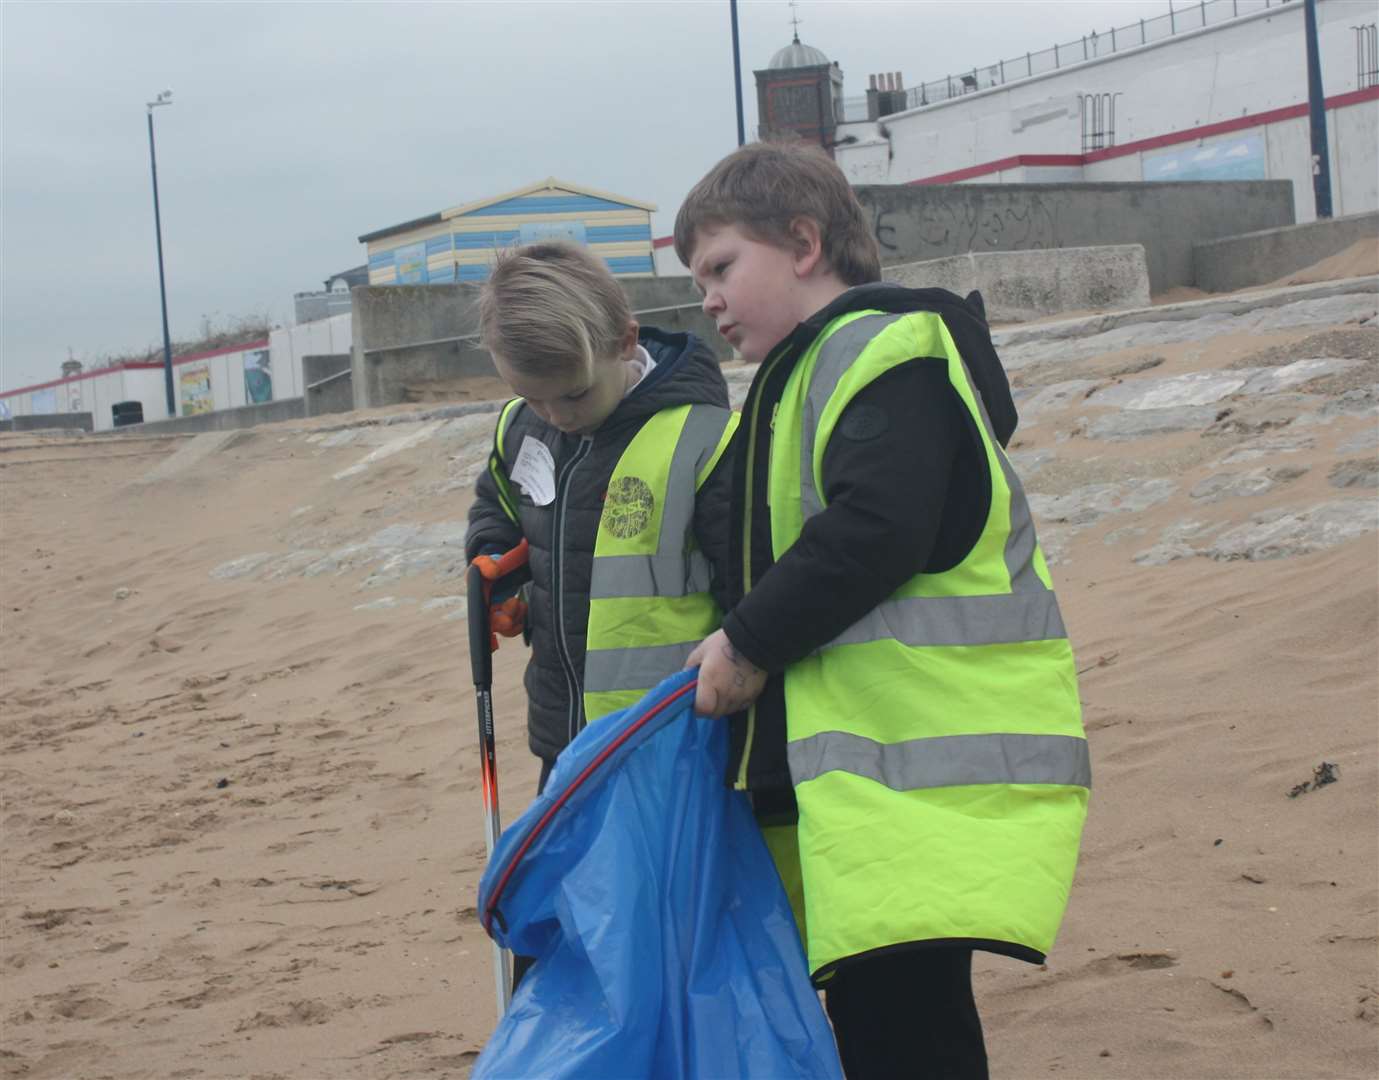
[0,0,1172,392]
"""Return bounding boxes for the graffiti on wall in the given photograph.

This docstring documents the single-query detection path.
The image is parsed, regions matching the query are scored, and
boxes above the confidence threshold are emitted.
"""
[180,365,213,415]
[868,192,1064,260]
[243,349,273,404]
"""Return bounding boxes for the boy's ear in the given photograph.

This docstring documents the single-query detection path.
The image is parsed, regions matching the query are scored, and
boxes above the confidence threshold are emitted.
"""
[788,217,826,279]
[620,318,640,358]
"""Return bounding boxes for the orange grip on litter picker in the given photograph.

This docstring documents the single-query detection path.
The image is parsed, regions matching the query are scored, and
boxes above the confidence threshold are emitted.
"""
[473,540,531,652]
[475,539,531,584]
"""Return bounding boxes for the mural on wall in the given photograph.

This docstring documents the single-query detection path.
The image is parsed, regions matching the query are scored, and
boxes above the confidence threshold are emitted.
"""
[394,241,429,284]
[0,399,11,421]
[31,387,58,414]
[180,365,214,415]
[1143,133,1266,182]
[243,349,273,404]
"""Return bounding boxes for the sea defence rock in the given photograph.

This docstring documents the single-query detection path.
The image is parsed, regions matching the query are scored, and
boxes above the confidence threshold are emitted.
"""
[884,245,1150,323]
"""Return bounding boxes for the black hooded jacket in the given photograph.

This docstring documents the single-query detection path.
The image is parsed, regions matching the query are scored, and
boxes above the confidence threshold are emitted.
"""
[721,284,1019,798]
[466,328,733,762]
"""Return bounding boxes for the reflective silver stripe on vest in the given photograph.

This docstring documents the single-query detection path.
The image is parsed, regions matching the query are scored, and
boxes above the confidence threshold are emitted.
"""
[824,589,1065,650]
[956,355,1043,595]
[589,405,728,602]
[655,406,727,561]
[788,730,1091,790]
[800,314,905,521]
[588,551,712,599]
[797,310,1065,648]
[584,640,699,693]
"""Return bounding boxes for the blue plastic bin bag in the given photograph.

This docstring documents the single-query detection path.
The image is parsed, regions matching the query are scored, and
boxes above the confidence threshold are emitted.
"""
[474,668,843,1080]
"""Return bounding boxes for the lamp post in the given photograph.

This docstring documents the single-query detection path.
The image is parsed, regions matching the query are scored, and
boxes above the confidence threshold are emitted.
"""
[1303,0,1333,219]
[729,0,745,146]
[146,90,176,416]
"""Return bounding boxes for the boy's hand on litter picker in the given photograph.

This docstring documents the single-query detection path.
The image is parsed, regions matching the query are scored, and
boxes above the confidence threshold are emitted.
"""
[686,629,767,718]
[489,595,526,638]
[472,545,529,648]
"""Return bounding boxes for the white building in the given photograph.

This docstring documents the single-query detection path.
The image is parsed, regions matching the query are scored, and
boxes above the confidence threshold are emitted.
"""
[832,0,1377,223]
[0,314,351,433]
[649,0,1376,278]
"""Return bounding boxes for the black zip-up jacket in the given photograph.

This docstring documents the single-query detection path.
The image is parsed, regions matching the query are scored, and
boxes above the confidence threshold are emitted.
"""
[466,328,734,763]
[723,285,1018,799]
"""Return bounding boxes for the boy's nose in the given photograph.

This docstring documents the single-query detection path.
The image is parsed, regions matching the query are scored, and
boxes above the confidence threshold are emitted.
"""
[701,289,723,316]
[532,402,559,426]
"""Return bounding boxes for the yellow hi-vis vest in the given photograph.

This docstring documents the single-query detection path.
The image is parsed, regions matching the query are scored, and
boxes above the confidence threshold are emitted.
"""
[750,309,1089,980]
[489,399,738,727]
[581,404,737,722]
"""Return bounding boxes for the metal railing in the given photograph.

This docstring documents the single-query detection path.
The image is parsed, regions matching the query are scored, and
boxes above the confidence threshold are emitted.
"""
[840,0,1293,122]
[1080,92,1122,152]
[1356,22,1379,89]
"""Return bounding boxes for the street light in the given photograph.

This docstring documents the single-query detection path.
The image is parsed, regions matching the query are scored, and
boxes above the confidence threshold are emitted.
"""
[146,89,176,417]
[729,0,745,147]
[1303,0,1333,219]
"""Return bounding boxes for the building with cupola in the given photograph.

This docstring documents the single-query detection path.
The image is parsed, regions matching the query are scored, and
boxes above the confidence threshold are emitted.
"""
[754,32,845,148]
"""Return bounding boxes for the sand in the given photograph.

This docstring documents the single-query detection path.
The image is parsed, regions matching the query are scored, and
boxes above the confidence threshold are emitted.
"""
[2,278,1377,1079]
[1262,240,1379,290]
[1147,239,1379,306]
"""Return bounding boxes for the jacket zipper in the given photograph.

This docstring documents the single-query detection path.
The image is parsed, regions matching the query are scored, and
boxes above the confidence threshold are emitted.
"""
[735,352,788,790]
[553,435,593,746]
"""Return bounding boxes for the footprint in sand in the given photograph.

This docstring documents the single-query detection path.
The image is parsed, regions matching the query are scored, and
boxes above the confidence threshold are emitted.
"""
[233,997,341,1031]
[169,974,240,1010]
[36,987,114,1021]
[1086,949,1179,974]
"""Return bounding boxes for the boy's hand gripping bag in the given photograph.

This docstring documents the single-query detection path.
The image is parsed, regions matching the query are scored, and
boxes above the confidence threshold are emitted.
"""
[474,669,843,1080]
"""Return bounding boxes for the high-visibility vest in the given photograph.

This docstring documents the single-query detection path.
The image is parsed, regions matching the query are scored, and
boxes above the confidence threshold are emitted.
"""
[580,404,738,723]
[750,309,1090,980]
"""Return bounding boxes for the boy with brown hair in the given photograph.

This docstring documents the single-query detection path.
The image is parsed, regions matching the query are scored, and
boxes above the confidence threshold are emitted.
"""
[678,141,1090,1079]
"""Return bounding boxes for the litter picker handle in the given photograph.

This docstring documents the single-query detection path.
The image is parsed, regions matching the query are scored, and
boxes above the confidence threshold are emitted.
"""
[468,562,495,690]
[465,539,529,1017]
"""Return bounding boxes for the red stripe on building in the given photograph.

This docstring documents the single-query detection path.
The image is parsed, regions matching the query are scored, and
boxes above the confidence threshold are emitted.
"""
[917,84,1379,181]
[913,154,1084,185]
[1,339,270,400]
[648,83,1379,246]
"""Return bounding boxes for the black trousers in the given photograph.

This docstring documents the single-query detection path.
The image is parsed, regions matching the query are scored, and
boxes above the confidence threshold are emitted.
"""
[824,948,989,1080]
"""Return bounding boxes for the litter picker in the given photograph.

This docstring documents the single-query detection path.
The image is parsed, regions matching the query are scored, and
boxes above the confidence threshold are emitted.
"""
[466,539,530,1015]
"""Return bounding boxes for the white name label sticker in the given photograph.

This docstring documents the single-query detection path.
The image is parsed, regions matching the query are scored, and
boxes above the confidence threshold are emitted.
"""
[510,435,556,506]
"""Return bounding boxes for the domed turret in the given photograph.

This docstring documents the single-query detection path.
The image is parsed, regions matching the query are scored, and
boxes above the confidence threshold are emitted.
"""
[768,35,830,70]
[755,30,845,150]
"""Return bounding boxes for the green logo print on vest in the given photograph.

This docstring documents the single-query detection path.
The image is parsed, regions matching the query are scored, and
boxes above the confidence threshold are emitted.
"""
[755,309,1089,981]
[582,403,738,724]
[601,476,656,539]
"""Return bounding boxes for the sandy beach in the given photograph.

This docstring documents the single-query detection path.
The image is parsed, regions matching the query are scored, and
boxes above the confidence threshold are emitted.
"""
[2,272,1376,1079]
